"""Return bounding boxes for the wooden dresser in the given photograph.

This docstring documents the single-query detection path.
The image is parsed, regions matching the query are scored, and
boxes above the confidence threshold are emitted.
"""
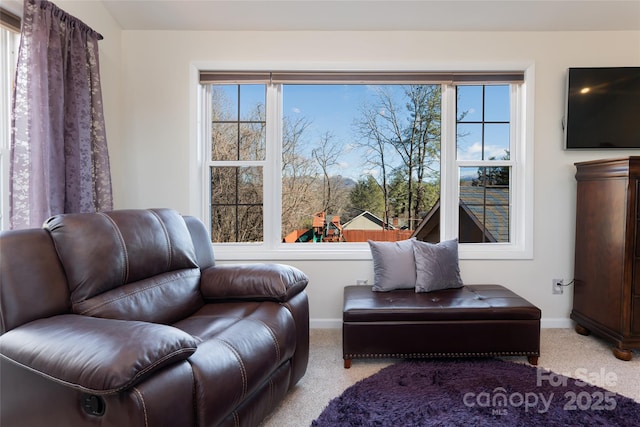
[572,157,640,361]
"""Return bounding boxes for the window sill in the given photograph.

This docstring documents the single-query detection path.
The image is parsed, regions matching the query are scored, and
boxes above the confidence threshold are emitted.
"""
[211,242,533,261]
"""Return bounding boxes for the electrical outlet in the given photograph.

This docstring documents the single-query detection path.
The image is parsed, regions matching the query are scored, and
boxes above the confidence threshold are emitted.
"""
[552,279,563,295]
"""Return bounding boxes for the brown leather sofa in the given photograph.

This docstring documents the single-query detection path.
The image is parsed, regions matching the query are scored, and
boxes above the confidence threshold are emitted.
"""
[0,208,309,427]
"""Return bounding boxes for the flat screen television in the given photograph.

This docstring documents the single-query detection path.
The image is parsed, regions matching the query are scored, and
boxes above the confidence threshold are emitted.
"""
[564,67,640,149]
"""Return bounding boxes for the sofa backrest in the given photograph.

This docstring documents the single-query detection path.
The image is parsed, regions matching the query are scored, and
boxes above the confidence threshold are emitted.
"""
[0,228,70,333]
[45,209,205,324]
[183,215,215,270]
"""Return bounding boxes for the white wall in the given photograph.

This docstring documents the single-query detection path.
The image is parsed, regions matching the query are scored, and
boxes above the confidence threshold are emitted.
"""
[60,5,640,329]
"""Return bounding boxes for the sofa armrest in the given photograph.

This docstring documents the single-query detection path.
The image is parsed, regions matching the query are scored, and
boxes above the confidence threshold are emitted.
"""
[0,314,199,394]
[200,263,308,302]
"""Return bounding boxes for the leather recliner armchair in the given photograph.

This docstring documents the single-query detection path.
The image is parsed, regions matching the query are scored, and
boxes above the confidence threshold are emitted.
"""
[0,208,309,427]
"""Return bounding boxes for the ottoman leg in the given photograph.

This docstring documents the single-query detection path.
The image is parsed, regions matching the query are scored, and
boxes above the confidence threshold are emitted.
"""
[344,359,352,369]
[527,355,539,365]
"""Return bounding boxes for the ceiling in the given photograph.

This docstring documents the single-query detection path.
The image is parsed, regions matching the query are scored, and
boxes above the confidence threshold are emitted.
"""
[4,1,640,31]
[102,0,640,31]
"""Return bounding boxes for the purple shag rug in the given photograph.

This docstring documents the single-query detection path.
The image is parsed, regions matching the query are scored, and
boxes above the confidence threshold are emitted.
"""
[312,358,640,426]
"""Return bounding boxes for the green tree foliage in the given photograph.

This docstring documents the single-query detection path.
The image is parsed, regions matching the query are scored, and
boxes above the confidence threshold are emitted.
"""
[349,175,385,219]
[473,151,510,187]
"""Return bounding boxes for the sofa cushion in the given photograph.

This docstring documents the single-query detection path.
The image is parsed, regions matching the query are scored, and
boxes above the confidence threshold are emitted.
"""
[45,209,200,316]
[0,315,199,394]
[173,302,296,426]
[75,269,204,324]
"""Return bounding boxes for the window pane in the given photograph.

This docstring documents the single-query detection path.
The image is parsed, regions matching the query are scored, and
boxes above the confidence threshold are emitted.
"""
[239,85,266,120]
[484,123,510,160]
[236,166,263,204]
[239,122,265,161]
[215,85,238,120]
[457,85,483,122]
[281,84,441,243]
[211,123,237,161]
[211,84,266,161]
[211,205,236,242]
[457,123,482,161]
[459,166,510,243]
[484,85,510,122]
[210,166,263,243]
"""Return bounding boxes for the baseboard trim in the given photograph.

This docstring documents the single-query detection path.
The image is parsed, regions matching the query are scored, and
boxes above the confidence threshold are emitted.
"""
[310,319,342,329]
[310,318,575,329]
[541,318,574,329]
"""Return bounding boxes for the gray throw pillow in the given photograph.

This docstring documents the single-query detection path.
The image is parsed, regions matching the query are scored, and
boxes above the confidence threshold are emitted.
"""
[413,239,463,293]
[368,239,416,292]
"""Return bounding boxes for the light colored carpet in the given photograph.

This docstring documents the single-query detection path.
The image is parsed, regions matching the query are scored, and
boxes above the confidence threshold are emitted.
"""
[260,328,640,427]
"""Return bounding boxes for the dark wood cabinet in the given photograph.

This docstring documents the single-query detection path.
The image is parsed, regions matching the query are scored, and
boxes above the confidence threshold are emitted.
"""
[572,157,640,361]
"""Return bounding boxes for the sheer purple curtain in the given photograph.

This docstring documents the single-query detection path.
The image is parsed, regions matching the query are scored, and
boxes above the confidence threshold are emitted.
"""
[10,0,112,229]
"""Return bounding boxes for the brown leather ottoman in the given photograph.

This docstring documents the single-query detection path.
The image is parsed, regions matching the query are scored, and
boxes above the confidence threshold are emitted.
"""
[343,284,541,368]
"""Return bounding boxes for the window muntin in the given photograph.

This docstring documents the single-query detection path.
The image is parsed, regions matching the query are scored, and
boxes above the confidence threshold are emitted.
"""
[200,71,529,259]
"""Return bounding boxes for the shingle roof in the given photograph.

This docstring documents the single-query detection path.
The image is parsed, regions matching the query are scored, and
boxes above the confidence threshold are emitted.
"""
[459,185,510,242]
[411,185,510,243]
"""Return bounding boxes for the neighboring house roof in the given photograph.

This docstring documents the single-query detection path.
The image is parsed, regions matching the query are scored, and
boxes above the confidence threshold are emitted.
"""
[460,185,509,242]
[342,210,395,231]
[411,199,441,243]
[412,186,509,243]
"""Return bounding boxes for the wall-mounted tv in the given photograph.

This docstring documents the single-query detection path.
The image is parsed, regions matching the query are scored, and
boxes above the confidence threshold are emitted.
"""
[564,67,640,149]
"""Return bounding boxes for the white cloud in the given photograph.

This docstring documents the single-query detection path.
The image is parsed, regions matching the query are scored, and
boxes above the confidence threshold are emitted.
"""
[486,145,509,159]
[457,142,482,160]
[458,142,509,161]
[342,143,355,153]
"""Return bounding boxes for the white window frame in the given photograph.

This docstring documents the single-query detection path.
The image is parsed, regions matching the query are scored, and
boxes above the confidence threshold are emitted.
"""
[1,24,20,231]
[442,81,532,259]
[194,66,534,261]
